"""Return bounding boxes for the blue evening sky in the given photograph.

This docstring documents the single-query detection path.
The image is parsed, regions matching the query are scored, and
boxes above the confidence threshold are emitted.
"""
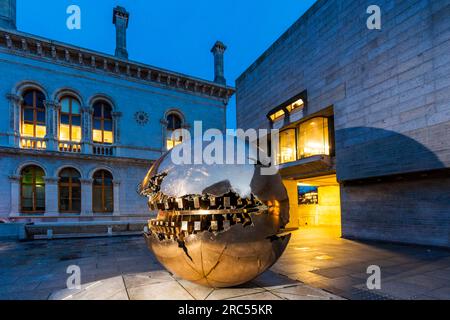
[17,0,316,129]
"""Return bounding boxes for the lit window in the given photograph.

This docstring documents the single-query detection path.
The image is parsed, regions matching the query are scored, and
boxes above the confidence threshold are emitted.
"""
[269,109,285,122]
[166,113,183,150]
[59,97,81,142]
[21,90,46,138]
[279,129,297,164]
[59,168,81,213]
[93,101,113,144]
[21,165,45,213]
[92,170,114,213]
[286,99,304,113]
[297,117,330,159]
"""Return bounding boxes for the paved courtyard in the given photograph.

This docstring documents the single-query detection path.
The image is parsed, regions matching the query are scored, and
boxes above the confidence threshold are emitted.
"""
[0,227,449,300]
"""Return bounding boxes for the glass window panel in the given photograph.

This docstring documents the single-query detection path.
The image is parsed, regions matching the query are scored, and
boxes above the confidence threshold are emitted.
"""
[36,92,45,108]
[72,115,81,126]
[93,130,102,143]
[35,125,46,138]
[93,105,102,117]
[103,131,113,144]
[278,129,297,164]
[93,119,102,130]
[61,99,70,113]
[104,120,112,131]
[23,92,34,106]
[72,126,81,142]
[72,186,81,199]
[93,187,103,212]
[297,117,330,159]
[36,111,45,123]
[72,100,80,114]
[23,108,34,122]
[60,114,70,125]
[103,106,112,119]
[59,124,70,141]
[22,123,34,137]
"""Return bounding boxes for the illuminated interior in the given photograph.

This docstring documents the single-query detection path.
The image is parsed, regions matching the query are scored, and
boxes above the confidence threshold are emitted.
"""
[59,96,82,142]
[93,101,114,144]
[296,174,341,232]
[278,116,331,164]
[286,98,304,113]
[166,113,183,150]
[279,129,297,164]
[298,117,330,158]
[21,90,46,139]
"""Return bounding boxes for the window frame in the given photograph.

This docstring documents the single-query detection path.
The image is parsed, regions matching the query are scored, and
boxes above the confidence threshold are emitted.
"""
[92,170,114,214]
[58,168,81,214]
[21,90,46,138]
[166,113,183,150]
[59,96,82,143]
[93,101,114,145]
[20,165,45,214]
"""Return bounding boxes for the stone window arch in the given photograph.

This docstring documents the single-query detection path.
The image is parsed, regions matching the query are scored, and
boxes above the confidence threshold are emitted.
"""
[21,89,47,146]
[164,110,186,151]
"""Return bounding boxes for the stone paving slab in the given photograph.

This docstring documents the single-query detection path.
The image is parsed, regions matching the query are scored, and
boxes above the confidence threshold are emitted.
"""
[1,227,450,300]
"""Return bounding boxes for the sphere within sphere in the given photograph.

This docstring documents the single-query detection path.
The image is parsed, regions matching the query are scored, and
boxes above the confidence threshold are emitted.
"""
[140,138,291,288]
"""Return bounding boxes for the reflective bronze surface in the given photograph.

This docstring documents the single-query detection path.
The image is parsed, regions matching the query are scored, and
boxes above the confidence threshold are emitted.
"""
[140,138,292,288]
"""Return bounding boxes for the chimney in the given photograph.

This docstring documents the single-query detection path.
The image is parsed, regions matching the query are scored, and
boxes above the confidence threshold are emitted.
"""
[112,6,129,59]
[0,0,16,30]
[211,41,227,85]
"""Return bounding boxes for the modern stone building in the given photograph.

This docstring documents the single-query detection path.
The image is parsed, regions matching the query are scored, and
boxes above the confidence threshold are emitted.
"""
[236,0,450,247]
[0,1,234,224]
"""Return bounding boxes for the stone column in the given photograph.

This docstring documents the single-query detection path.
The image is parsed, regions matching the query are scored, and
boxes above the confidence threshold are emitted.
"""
[8,175,20,217]
[6,93,21,148]
[211,41,227,85]
[44,177,59,216]
[112,111,122,144]
[81,106,93,154]
[283,179,300,229]
[113,6,129,59]
[80,178,93,216]
[113,180,121,216]
[44,100,59,151]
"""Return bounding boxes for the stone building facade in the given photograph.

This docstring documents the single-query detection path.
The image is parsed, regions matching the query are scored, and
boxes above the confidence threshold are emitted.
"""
[236,0,450,247]
[0,3,234,221]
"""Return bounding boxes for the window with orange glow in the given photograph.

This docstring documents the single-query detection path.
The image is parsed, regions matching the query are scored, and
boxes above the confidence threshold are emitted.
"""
[166,113,183,150]
[297,117,330,159]
[93,101,113,144]
[278,129,297,164]
[59,96,81,142]
[21,90,46,138]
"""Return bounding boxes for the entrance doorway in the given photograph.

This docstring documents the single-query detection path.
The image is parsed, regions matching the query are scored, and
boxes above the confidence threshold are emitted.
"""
[296,174,341,233]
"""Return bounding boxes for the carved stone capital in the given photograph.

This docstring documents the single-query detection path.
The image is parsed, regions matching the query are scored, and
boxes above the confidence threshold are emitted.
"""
[112,111,122,118]
[82,106,94,114]
[8,175,21,182]
[80,178,93,185]
[6,93,22,104]
[44,100,57,109]
[44,176,59,184]
[113,180,121,186]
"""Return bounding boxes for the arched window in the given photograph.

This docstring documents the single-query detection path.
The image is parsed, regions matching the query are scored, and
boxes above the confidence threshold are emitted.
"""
[93,101,113,144]
[59,96,82,142]
[58,168,81,213]
[166,113,183,150]
[21,90,46,138]
[20,165,45,213]
[92,170,114,213]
